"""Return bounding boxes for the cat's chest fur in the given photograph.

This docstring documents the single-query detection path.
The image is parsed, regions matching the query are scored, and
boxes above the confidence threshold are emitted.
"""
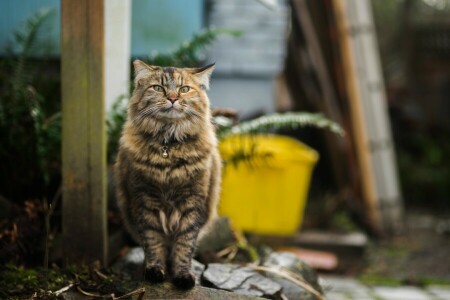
[122,131,212,192]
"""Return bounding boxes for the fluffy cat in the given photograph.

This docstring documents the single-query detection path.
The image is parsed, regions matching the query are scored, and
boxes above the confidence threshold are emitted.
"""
[115,60,221,289]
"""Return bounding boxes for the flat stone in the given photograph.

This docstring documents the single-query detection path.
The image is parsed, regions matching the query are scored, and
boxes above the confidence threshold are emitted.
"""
[202,263,282,298]
[373,286,433,300]
[62,282,263,300]
[263,252,323,300]
[298,231,367,245]
[427,286,450,300]
[323,291,350,300]
[111,247,145,280]
[196,217,236,253]
[320,276,370,293]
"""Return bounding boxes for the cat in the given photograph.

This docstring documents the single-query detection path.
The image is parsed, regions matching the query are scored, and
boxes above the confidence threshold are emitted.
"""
[115,60,222,289]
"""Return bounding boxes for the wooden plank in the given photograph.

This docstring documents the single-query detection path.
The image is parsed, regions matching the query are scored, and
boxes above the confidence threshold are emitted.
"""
[61,0,107,265]
[291,0,348,190]
[339,0,404,233]
[344,0,403,232]
[331,0,381,233]
[292,0,343,130]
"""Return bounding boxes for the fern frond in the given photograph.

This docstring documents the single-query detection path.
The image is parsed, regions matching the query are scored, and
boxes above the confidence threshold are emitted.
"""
[107,95,129,162]
[11,8,54,94]
[218,112,344,139]
[146,28,242,67]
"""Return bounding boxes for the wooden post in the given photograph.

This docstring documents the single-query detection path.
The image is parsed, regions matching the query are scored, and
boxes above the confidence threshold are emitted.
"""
[331,0,405,234]
[61,0,107,265]
[343,0,403,232]
[292,0,348,190]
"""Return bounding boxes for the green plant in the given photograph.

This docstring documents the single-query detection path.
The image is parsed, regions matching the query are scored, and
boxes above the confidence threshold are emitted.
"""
[107,96,128,163]
[217,112,343,167]
[0,8,60,202]
[146,28,242,67]
[217,112,344,139]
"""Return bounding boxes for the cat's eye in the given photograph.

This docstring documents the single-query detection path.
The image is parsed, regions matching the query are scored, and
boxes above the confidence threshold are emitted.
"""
[179,86,190,93]
[152,85,164,92]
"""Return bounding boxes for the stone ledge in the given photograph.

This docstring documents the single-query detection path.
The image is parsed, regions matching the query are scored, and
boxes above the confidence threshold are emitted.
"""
[62,282,263,300]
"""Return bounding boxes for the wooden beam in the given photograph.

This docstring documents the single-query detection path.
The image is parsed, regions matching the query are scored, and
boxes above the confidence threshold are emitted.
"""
[343,0,403,232]
[291,0,348,190]
[61,0,107,265]
[331,0,381,233]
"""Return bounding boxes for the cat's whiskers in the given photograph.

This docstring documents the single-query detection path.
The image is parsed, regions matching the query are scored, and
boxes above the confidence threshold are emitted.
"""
[134,105,166,124]
[137,106,158,118]
[182,105,204,120]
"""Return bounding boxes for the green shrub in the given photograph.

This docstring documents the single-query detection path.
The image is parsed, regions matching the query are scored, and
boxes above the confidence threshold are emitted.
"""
[0,8,60,202]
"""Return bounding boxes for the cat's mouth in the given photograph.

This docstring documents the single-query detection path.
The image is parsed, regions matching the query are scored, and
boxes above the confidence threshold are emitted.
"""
[159,104,185,118]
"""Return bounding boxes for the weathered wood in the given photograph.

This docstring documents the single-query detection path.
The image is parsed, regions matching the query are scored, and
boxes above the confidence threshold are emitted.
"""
[291,0,348,190]
[249,231,368,255]
[331,0,381,233]
[345,0,403,233]
[61,0,107,265]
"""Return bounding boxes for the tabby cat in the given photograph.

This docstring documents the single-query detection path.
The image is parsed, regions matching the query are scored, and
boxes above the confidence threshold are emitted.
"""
[115,60,221,289]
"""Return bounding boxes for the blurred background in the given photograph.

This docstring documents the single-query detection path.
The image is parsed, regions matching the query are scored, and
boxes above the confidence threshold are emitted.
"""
[0,0,449,299]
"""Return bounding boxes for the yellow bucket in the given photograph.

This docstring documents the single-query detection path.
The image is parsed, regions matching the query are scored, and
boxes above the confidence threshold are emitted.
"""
[219,134,319,235]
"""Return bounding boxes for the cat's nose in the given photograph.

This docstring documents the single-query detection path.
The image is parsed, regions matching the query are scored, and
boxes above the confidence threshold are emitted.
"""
[167,96,178,103]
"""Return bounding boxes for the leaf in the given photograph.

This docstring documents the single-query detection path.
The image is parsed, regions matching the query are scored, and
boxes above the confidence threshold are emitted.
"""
[218,112,344,139]
[146,28,242,67]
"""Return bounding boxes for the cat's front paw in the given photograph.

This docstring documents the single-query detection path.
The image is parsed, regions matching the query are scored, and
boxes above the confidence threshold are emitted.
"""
[145,265,166,283]
[172,272,195,289]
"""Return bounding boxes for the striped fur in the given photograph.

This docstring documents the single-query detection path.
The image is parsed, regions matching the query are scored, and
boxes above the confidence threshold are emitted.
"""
[115,60,221,289]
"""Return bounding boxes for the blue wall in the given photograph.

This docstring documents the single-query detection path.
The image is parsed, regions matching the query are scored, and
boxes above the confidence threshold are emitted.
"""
[0,0,204,57]
[0,0,60,56]
[132,0,204,57]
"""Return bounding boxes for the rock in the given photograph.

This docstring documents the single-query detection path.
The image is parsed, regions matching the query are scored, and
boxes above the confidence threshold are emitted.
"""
[263,252,323,300]
[111,247,205,283]
[192,259,205,285]
[202,263,283,299]
[62,282,264,299]
[111,247,145,280]
[197,217,236,253]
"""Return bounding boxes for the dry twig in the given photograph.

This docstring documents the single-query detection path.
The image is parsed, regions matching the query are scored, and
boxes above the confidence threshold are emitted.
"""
[248,264,325,300]
[76,285,146,300]
[54,283,75,296]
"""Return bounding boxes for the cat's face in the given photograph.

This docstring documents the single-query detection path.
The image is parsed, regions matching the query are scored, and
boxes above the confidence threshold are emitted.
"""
[129,60,214,124]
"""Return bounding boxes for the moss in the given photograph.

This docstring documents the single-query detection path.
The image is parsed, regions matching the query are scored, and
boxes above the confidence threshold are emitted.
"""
[0,263,145,299]
[0,263,69,299]
[360,273,450,289]
[359,274,404,287]
[419,277,450,287]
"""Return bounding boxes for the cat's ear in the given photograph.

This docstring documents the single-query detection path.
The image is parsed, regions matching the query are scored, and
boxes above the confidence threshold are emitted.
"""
[190,63,215,90]
[133,60,156,87]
